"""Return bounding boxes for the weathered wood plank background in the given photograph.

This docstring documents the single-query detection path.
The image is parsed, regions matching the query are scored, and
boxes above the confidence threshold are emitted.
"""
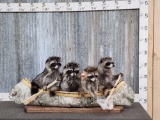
[0,0,139,93]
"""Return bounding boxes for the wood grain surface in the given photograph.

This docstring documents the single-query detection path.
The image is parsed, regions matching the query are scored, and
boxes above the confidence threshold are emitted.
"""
[24,105,124,113]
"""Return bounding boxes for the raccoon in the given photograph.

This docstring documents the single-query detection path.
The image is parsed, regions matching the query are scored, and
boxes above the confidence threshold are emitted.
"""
[60,62,81,92]
[81,66,99,99]
[98,57,123,96]
[31,56,62,96]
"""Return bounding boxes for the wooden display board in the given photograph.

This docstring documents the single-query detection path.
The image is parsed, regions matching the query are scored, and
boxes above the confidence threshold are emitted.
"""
[24,106,124,113]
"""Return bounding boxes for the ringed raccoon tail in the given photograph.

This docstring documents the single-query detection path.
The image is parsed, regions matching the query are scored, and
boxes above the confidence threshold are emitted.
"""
[31,82,39,95]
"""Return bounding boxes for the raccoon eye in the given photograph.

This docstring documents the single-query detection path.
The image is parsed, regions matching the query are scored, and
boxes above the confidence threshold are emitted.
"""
[87,75,94,79]
[105,62,111,66]
[50,63,57,68]
[74,70,79,74]
[66,70,73,74]
[95,75,98,78]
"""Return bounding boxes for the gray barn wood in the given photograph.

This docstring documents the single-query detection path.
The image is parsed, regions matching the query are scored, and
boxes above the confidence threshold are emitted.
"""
[0,0,139,93]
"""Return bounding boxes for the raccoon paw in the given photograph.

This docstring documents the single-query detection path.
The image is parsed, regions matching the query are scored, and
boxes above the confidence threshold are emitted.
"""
[49,91,56,97]
[98,85,105,93]
[78,91,85,97]
[43,86,47,91]
[104,89,110,97]
[119,73,123,77]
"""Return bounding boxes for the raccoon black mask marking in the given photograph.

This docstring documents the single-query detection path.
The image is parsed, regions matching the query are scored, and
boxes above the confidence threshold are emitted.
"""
[87,74,99,79]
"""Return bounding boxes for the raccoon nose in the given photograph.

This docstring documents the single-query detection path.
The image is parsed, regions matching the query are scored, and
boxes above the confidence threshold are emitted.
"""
[71,73,76,76]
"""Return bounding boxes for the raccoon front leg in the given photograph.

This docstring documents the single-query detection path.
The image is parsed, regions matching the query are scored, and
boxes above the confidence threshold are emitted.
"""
[84,85,95,98]
[90,90,97,102]
[98,85,105,92]
[60,79,69,91]
[88,90,96,98]
[77,86,85,97]
[93,91,97,100]
[42,82,48,91]
[42,72,53,91]
[57,73,62,82]
[90,86,97,100]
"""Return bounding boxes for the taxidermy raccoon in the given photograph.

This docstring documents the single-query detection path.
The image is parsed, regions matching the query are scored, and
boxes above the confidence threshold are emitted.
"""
[98,57,123,96]
[31,56,62,96]
[81,66,99,99]
[60,62,81,92]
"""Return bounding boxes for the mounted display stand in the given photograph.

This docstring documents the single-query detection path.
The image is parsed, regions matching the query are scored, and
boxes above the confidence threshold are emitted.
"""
[0,0,148,110]
[24,105,124,113]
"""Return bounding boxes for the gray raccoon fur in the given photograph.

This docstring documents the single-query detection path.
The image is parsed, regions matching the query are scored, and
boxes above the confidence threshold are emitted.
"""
[60,62,81,92]
[98,57,123,96]
[31,56,62,96]
[81,66,99,99]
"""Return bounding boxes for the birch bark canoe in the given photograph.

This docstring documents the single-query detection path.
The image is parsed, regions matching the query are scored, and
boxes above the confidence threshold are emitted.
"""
[10,79,134,107]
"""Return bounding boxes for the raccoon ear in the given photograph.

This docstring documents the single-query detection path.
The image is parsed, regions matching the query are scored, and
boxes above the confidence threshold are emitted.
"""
[64,63,70,68]
[46,58,50,63]
[77,63,80,67]
[66,63,70,68]
[95,67,98,71]
[84,68,87,72]
[99,58,104,64]
[58,57,61,61]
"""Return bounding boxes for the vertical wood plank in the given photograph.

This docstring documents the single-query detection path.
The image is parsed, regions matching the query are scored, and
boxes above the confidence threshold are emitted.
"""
[147,0,153,118]
[153,0,160,119]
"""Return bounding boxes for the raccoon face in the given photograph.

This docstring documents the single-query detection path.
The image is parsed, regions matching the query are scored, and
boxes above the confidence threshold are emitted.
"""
[84,67,99,82]
[99,57,115,69]
[63,62,80,77]
[45,56,61,71]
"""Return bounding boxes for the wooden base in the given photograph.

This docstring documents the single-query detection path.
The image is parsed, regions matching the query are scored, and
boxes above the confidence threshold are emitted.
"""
[24,106,124,113]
